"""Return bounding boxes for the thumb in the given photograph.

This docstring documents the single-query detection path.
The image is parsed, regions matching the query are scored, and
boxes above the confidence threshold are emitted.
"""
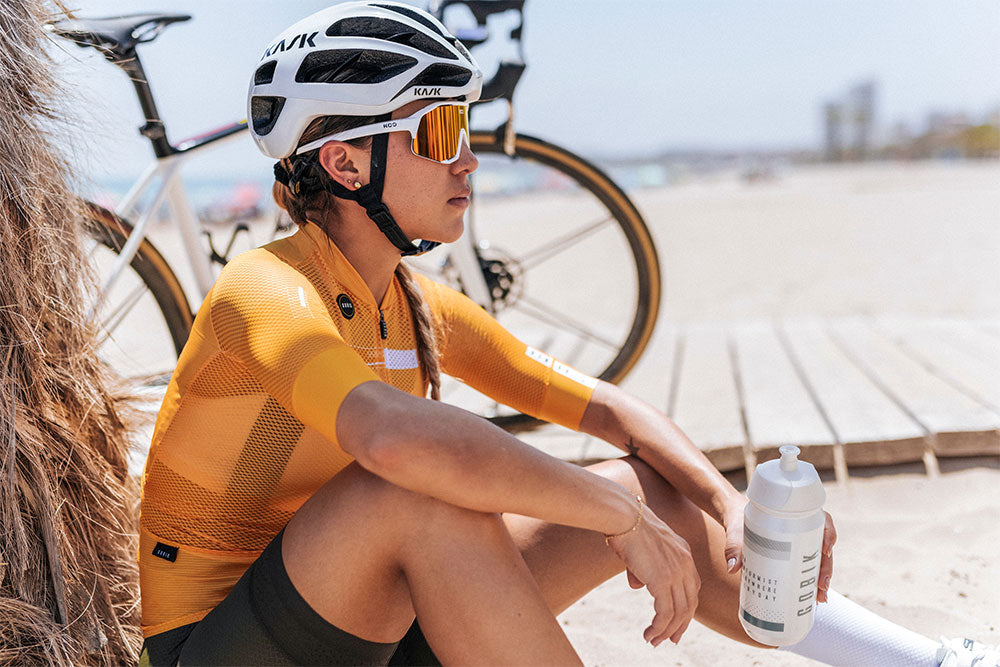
[724,532,743,574]
[626,569,644,589]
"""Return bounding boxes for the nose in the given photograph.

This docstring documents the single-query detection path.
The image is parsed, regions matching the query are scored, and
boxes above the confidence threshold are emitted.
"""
[451,134,478,175]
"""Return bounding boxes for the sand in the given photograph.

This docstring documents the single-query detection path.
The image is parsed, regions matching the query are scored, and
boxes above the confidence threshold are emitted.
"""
[120,161,999,663]
[548,161,1000,663]
[558,460,1000,665]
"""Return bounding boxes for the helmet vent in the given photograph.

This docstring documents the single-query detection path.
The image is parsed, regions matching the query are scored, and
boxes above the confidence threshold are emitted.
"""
[391,63,472,100]
[250,96,286,136]
[254,60,277,85]
[371,4,446,38]
[326,17,457,60]
[412,63,472,87]
[295,49,418,84]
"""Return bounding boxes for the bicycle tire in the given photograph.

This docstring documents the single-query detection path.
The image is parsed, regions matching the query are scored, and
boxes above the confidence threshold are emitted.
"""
[84,202,193,381]
[466,130,662,432]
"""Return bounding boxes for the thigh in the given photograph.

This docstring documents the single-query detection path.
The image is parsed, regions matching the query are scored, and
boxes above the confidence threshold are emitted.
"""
[279,461,422,643]
[179,528,403,666]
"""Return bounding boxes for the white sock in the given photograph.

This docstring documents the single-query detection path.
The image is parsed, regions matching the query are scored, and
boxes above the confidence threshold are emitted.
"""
[780,590,941,666]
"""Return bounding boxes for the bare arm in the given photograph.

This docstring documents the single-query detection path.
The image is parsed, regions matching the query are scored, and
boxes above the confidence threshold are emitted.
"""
[579,381,744,528]
[578,380,837,600]
[336,380,640,537]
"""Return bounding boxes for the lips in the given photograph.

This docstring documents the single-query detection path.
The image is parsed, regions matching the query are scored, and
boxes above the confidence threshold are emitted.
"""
[448,188,471,206]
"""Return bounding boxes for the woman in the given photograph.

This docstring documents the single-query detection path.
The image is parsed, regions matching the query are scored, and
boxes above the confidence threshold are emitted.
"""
[137,3,994,665]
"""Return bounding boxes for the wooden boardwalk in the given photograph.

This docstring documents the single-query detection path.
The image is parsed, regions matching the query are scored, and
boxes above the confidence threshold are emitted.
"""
[526,316,1000,482]
[130,316,999,482]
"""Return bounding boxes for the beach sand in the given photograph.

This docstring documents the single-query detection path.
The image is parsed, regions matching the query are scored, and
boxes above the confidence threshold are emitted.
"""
[558,460,1000,665]
[547,161,1000,663]
[126,161,999,663]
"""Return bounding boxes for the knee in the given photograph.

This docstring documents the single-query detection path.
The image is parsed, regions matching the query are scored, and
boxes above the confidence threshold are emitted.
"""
[353,466,505,540]
[589,456,688,514]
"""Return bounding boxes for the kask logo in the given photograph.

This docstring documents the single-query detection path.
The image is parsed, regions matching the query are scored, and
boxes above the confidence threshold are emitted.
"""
[413,87,442,96]
[262,32,318,59]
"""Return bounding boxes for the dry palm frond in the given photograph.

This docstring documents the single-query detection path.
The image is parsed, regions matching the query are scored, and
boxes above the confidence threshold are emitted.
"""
[1,0,141,664]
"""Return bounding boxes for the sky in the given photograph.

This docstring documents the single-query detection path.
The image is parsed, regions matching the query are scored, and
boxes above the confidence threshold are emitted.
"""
[48,0,1000,182]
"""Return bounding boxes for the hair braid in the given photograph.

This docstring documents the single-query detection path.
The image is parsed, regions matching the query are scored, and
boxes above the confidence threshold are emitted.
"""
[394,262,442,400]
[273,114,442,400]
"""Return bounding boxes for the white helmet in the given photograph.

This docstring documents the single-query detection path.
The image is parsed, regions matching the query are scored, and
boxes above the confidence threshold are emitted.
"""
[248,1,483,159]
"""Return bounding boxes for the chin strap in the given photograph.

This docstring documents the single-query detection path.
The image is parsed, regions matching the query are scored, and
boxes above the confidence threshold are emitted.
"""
[275,116,440,257]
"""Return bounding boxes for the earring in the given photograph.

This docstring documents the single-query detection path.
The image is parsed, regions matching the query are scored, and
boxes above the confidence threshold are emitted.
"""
[352,181,362,190]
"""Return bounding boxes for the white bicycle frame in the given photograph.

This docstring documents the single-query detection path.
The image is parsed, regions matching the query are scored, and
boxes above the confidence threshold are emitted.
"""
[97,130,495,314]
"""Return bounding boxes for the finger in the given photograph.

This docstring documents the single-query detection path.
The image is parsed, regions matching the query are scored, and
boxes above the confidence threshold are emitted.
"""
[725,527,743,573]
[669,618,692,645]
[817,548,834,603]
[644,597,674,645]
[626,569,644,589]
[652,587,687,647]
[823,512,838,555]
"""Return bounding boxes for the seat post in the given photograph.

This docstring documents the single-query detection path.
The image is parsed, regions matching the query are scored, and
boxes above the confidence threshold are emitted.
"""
[114,51,175,158]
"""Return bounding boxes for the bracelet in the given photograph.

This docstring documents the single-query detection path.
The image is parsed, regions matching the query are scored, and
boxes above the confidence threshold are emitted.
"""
[604,495,645,546]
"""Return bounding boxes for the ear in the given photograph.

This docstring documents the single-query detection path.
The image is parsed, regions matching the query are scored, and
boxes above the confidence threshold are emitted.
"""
[317,141,370,190]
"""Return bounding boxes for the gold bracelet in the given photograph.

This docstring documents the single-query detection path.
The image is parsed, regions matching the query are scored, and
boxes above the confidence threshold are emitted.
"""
[604,495,645,546]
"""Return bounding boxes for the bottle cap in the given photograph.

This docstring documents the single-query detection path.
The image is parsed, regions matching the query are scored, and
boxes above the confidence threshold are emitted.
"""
[746,446,825,514]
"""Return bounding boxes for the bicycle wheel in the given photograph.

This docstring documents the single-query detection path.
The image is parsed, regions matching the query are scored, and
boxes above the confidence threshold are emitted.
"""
[410,130,662,432]
[83,203,193,387]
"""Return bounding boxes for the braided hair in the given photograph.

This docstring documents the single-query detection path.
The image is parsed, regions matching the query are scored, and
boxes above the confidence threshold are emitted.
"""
[272,115,443,400]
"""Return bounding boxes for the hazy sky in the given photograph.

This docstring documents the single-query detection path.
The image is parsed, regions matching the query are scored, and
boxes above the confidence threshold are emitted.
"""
[50,1,1000,181]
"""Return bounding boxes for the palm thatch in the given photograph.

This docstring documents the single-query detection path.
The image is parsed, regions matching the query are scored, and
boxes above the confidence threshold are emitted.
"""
[0,0,142,664]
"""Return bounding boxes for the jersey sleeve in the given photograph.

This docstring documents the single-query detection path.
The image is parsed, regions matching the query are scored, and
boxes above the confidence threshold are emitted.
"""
[417,274,598,430]
[208,250,380,447]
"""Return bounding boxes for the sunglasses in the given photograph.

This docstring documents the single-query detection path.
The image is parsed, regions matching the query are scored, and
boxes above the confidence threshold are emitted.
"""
[296,102,470,164]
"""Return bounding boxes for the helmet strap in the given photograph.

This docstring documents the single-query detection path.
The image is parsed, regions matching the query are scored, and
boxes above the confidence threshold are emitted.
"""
[317,116,440,257]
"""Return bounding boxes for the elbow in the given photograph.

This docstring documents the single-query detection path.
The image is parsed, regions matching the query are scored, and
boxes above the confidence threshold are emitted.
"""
[336,381,419,476]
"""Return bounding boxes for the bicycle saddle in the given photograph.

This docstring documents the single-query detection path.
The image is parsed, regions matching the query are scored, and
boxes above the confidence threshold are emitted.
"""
[47,13,190,59]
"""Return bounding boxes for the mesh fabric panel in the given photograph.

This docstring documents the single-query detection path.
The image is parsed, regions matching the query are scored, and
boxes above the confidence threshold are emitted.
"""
[138,223,595,636]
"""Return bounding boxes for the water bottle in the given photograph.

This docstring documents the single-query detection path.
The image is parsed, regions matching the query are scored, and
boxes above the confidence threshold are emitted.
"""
[739,445,826,646]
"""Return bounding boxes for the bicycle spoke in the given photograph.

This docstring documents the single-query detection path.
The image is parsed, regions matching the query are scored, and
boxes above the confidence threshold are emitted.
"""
[517,215,616,270]
[97,283,149,344]
[512,295,620,350]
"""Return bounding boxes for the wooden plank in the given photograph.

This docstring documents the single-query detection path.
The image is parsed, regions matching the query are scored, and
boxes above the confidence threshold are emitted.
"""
[925,320,1000,374]
[830,320,1000,457]
[877,318,1000,414]
[730,321,836,469]
[780,321,926,468]
[669,324,747,473]
[621,321,677,415]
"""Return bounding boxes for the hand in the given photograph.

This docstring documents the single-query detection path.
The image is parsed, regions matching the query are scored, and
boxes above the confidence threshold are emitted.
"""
[720,499,838,603]
[607,507,701,647]
[817,511,837,602]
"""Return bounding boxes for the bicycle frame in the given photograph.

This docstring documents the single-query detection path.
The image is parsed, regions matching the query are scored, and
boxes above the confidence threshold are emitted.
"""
[100,119,496,314]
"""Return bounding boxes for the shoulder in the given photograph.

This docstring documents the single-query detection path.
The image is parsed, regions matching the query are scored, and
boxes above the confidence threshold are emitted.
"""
[411,272,474,315]
[210,247,324,316]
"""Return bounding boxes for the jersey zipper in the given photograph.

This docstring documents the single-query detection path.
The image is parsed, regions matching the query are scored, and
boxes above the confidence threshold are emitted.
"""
[378,308,388,340]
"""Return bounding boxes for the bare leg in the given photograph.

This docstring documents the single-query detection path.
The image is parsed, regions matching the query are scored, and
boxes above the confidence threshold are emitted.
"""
[282,462,581,665]
[503,455,767,648]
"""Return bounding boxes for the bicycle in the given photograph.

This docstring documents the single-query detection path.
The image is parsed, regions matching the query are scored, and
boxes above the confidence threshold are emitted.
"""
[49,0,661,432]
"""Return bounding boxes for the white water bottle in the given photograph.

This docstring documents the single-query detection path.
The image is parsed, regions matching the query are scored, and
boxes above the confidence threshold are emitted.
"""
[739,445,826,646]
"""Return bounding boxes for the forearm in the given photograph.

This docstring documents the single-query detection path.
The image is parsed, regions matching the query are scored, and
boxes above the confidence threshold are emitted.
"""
[580,381,743,525]
[338,382,639,536]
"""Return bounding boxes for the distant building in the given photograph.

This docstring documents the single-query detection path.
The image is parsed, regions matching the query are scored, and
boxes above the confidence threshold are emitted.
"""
[820,79,878,161]
[824,102,844,161]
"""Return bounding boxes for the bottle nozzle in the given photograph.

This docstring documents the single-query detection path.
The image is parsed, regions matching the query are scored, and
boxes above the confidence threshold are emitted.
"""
[779,445,800,472]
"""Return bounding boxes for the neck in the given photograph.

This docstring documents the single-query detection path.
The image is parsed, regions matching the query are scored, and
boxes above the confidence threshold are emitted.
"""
[320,215,401,305]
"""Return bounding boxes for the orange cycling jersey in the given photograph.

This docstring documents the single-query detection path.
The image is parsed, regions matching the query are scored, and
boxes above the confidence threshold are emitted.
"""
[138,221,598,636]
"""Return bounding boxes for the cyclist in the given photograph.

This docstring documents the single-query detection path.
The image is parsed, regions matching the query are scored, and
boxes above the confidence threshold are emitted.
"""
[137,3,997,665]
